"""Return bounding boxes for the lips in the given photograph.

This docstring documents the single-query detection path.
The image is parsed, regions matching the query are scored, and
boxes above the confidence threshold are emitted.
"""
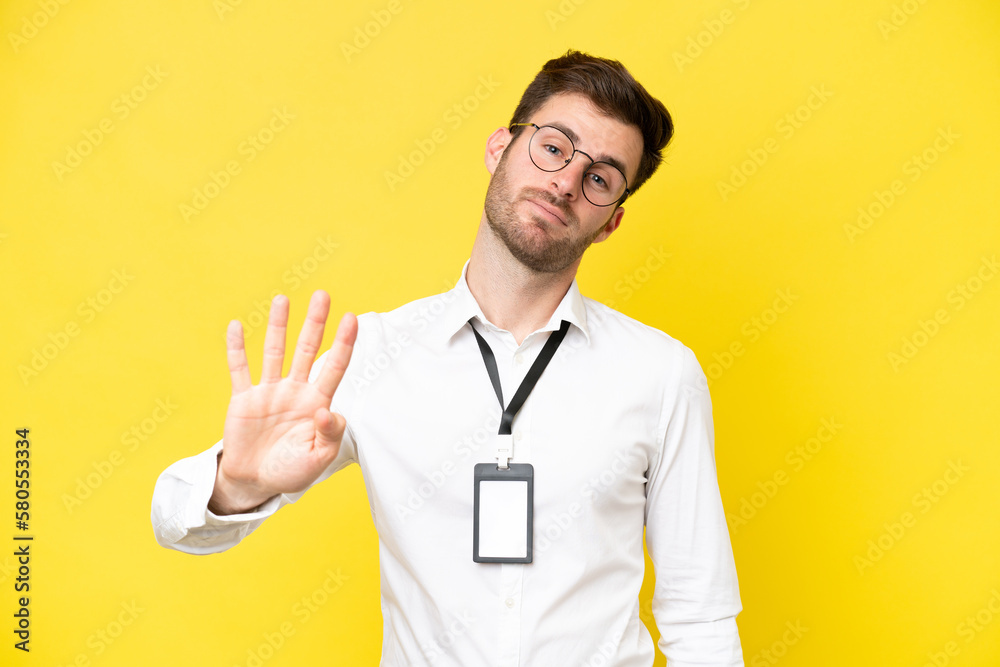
[526,198,566,226]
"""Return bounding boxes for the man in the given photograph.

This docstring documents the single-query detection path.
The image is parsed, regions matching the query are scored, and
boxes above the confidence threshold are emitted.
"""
[151,50,744,666]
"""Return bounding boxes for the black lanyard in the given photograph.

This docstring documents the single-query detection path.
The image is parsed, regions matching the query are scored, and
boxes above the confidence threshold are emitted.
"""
[468,318,571,435]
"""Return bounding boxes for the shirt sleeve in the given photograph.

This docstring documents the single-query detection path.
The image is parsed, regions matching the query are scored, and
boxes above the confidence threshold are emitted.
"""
[643,343,744,666]
[150,425,357,555]
[150,314,371,555]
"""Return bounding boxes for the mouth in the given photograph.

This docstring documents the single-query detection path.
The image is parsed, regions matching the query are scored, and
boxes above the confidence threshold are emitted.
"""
[526,198,567,226]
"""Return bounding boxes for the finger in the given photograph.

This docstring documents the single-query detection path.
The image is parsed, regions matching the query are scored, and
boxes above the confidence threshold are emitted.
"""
[226,320,252,394]
[316,312,358,400]
[314,407,346,457]
[260,295,289,382]
[288,290,331,381]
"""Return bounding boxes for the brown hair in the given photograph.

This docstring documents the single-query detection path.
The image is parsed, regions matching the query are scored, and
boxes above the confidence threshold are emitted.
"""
[508,49,673,200]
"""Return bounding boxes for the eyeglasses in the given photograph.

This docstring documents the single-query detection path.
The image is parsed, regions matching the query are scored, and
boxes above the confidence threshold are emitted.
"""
[510,122,631,207]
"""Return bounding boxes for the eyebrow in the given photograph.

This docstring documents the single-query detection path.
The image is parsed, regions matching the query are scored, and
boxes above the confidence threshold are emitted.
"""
[546,121,631,182]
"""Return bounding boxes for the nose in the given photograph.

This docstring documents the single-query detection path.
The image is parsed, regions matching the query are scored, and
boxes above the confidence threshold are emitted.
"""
[548,152,590,201]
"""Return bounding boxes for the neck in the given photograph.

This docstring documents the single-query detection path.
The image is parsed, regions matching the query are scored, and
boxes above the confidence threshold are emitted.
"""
[466,212,578,346]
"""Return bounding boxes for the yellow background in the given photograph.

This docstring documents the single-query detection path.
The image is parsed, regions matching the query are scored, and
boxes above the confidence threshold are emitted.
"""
[2,0,999,665]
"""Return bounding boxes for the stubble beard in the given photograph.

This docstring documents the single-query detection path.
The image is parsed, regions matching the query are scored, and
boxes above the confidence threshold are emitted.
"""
[484,149,609,274]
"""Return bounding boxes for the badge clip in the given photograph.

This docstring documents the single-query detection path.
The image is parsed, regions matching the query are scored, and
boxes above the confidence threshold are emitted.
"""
[496,433,513,470]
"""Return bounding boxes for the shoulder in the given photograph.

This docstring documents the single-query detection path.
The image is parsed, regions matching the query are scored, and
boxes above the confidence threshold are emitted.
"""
[341,285,465,363]
[582,296,703,380]
[353,287,459,343]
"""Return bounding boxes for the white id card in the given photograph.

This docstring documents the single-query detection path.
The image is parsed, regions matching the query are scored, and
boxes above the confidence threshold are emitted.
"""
[473,463,533,563]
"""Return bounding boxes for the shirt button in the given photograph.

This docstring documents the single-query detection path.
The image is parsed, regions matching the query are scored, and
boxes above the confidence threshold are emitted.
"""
[514,353,524,364]
[505,597,515,608]
[514,431,523,442]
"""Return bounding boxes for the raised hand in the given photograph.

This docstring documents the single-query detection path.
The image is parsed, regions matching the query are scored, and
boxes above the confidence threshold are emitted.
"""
[208,291,357,515]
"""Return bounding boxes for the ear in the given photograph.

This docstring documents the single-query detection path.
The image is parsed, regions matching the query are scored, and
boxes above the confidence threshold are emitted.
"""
[592,206,625,244]
[484,127,512,175]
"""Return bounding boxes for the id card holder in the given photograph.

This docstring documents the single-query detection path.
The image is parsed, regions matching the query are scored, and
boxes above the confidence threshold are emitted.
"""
[473,462,533,563]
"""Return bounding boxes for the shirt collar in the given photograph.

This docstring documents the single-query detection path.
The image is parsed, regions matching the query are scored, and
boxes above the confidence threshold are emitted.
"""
[438,258,591,346]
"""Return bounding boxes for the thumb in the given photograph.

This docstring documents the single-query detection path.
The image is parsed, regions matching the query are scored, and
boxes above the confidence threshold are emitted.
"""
[314,407,346,453]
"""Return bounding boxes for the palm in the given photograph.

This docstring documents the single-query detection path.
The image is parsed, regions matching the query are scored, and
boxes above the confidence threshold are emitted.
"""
[214,291,357,512]
[223,380,332,491]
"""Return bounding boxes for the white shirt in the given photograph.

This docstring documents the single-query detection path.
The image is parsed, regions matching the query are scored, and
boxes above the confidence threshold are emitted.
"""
[151,258,744,666]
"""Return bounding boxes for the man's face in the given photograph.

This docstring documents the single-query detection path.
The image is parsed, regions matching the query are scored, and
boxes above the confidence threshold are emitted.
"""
[483,92,644,274]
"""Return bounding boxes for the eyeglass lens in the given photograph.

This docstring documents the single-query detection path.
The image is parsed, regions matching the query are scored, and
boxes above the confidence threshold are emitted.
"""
[528,126,627,206]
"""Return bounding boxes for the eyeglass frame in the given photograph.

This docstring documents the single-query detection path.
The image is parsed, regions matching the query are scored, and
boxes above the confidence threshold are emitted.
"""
[509,122,632,207]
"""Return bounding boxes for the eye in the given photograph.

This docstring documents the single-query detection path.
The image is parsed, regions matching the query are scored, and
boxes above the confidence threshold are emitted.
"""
[542,143,564,158]
[587,171,609,190]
